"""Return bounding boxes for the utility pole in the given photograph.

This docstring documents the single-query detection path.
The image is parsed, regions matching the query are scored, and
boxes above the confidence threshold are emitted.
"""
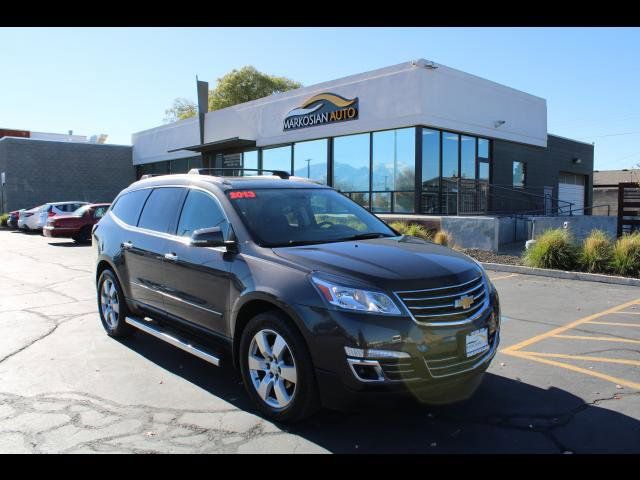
[305,158,311,178]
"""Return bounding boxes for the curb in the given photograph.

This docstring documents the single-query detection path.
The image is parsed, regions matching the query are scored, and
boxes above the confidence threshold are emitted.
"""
[481,262,640,287]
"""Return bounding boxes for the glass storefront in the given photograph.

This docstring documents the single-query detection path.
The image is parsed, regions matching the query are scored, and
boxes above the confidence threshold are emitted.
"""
[293,139,328,184]
[262,145,292,174]
[372,128,415,213]
[333,133,370,208]
[135,126,491,216]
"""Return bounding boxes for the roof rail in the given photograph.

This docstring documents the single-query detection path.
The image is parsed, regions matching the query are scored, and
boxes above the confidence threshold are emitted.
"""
[188,168,290,180]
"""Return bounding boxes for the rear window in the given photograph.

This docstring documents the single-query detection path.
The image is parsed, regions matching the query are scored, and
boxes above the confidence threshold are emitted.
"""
[137,187,186,233]
[111,189,152,226]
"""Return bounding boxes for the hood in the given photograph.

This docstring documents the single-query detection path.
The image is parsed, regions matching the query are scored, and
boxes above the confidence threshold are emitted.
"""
[273,236,483,291]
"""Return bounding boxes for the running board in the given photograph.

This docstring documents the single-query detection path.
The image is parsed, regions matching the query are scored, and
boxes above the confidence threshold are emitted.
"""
[125,316,221,367]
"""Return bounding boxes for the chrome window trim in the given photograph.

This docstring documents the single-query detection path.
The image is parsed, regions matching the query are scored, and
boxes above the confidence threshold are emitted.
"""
[108,183,231,248]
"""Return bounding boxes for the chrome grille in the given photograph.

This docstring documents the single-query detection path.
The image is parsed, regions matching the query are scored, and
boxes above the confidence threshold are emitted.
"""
[395,275,488,325]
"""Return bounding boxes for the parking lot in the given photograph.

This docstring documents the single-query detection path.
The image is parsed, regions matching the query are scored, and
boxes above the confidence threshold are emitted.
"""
[0,228,638,453]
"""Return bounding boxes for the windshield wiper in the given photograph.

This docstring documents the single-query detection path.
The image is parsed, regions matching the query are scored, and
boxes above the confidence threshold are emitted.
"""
[339,232,394,242]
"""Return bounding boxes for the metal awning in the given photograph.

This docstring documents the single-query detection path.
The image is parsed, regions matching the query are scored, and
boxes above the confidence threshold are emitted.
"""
[167,137,256,153]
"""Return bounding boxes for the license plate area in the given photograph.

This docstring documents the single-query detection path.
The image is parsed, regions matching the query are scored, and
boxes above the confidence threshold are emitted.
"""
[465,328,489,357]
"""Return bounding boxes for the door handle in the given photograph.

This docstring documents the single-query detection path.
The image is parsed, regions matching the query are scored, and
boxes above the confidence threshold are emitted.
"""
[164,253,178,262]
[122,241,134,250]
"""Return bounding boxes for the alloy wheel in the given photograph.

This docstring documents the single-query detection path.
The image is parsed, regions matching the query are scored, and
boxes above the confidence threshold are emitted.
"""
[248,329,298,410]
[100,278,120,329]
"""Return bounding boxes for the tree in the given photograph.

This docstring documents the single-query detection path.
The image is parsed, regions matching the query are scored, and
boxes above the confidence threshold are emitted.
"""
[208,66,302,111]
[163,66,302,122]
[163,98,197,123]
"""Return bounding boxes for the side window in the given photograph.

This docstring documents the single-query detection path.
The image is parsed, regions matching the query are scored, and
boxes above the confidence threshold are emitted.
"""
[176,189,227,238]
[138,187,186,234]
[94,206,108,219]
[111,189,152,226]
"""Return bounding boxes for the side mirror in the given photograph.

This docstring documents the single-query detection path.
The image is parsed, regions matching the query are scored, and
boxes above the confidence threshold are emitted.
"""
[191,227,225,247]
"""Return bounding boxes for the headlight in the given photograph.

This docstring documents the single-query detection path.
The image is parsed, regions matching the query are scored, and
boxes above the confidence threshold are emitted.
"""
[311,274,402,315]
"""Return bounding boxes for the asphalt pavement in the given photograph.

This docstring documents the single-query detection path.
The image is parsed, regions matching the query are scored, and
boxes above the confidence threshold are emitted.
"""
[0,229,638,453]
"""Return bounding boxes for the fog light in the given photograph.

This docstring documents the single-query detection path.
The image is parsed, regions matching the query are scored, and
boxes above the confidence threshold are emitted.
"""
[344,346,410,359]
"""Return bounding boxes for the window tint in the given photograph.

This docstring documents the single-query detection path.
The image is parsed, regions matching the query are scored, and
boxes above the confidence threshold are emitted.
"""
[111,189,152,226]
[138,187,185,233]
[176,189,227,238]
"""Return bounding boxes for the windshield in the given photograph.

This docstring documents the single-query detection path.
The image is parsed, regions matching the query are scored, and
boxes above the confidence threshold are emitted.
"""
[227,188,397,247]
[73,205,92,217]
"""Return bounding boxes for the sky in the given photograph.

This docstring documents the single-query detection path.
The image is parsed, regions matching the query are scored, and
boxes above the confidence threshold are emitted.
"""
[1,27,639,171]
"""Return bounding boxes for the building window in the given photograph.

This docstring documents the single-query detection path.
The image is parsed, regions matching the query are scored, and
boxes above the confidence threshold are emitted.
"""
[371,128,415,213]
[242,150,258,175]
[478,138,489,159]
[479,161,490,181]
[442,132,459,179]
[460,135,476,179]
[293,139,328,184]
[332,133,370,209]
[170,157,189,174]
[262,145,292,174]
[513,161,526,188]
[421,128,441,214]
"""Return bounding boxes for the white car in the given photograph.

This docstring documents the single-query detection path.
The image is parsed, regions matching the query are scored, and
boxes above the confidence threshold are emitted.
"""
[18,206,40,231]
[22,201,89,231]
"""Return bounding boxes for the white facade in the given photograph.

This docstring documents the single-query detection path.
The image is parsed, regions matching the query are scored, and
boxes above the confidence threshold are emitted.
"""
[30,131,88,142]
[132,59,548,166]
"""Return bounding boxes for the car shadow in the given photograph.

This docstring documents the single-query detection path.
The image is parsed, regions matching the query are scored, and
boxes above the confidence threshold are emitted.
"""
[117,331,640,453]
[47,241,91,247]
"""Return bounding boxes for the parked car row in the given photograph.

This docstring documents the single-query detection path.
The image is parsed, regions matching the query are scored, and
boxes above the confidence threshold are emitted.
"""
[6,201,111,243]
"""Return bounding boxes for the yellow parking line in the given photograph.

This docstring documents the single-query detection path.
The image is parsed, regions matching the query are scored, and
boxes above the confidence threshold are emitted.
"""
[490,273,520,281]
[588,321,640,328]
[521,351,640,367]
[508,350,640,390]
[554,334,640,345]
[501,297,640,354]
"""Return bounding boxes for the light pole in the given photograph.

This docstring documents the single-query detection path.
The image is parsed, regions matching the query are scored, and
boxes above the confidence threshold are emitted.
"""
[305,158,311,179]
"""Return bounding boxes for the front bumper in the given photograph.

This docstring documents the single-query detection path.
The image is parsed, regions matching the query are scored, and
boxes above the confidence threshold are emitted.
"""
[291,291,500,410]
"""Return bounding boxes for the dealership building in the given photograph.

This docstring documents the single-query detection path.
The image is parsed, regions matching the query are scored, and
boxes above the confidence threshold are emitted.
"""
[133,59,595,223]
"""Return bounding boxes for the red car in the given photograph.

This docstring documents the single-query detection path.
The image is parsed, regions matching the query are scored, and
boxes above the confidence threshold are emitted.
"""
[43,203,111,243]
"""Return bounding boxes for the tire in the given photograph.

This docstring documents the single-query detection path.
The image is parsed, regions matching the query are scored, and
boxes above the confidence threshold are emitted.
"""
[239,311,320,423]
[97,269,133,338]
[74,226,92,244]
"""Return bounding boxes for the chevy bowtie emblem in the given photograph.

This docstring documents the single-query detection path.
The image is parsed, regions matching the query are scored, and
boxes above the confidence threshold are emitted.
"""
[455,295,474,310]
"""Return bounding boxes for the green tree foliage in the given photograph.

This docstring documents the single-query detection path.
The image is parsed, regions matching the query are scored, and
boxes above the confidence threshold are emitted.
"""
[163,66,302,123]
[163,98,197,123]
[208,66,302,111]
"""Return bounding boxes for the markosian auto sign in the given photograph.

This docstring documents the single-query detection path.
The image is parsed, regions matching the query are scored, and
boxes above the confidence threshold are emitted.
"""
[283,93,359,131]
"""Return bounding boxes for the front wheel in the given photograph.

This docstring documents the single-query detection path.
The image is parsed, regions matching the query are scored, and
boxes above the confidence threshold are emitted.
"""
[239,311,320,423]
[97,269,133,338]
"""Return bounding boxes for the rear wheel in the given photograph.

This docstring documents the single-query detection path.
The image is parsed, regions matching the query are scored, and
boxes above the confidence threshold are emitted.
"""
[73,226,92,244]
[97,269,133,338]
[239,311,320,423]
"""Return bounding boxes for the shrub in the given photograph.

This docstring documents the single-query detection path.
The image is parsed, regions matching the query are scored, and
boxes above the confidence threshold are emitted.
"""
[611,232,640,277]
[579,229,614,273]
[523,228,578,270]
[433,230,452,247]
[0,213,8,227]
[389,221,432,240]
